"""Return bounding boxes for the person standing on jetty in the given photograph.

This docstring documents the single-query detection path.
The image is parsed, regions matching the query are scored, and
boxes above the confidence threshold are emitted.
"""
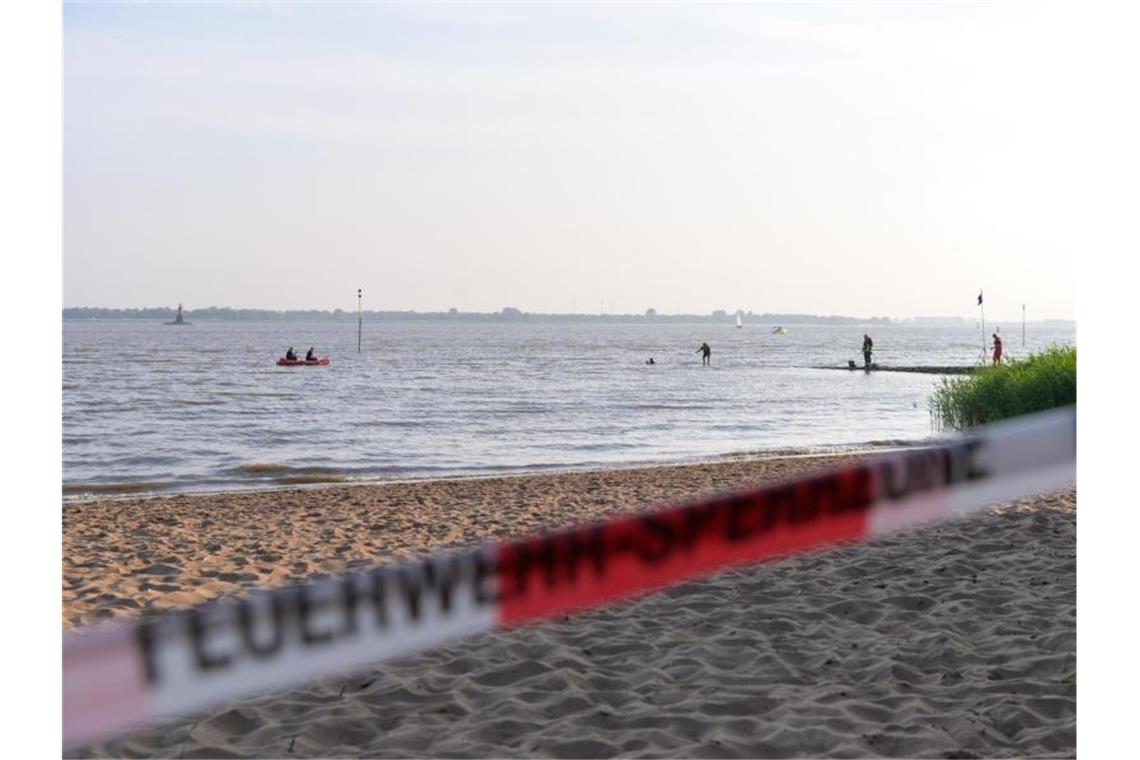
[992,332,1004,365]
[862,334,873,368]
[697,342,711,365]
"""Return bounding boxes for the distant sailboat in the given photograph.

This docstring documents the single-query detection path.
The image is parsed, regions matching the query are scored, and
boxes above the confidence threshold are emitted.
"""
[736,313,743,329]
[165,303,191,326]
[772,326,787,335]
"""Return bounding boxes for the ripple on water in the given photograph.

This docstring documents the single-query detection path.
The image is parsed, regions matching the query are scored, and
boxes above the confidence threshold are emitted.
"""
[63,481,176,497]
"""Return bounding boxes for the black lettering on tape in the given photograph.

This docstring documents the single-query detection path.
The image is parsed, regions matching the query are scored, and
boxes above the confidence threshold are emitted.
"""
[724,494,768,542]
[875,443,990,505]
[503,543,532,597]
[811,474,843,518]
[295,585,334,646]
[396,565,427,621]
[907,451,934,494]
[135,620,159,685]
[538,536,559,589]
[944,443,969,484]
[938,447,957,485]
[368,570,389,628]
[963,440,989,481]
[188,608,231,672]
[422,555,466,614]
[396,554,468,621]
[338,575,360,637]
[787,482,821,525]
[766,484,798,528]
[834,466,875,514]
[679,502,719,550]
[634,514,675,563]
[237,596,285,658]
[561,525,607,583]
[471,551,500,606]
[879,458,908,500]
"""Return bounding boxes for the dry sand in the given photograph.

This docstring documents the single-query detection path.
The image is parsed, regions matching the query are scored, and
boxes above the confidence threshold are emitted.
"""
[64,455,1076,758]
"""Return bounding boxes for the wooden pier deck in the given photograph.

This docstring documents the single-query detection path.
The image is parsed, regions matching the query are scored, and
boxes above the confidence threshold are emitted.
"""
[813,365,981,375]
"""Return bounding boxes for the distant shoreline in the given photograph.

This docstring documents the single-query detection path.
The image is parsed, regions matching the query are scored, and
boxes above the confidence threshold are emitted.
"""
[61,307,1073,327]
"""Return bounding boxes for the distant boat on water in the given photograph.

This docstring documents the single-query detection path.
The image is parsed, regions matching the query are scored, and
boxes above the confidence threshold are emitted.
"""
[772,326,787,335]
[165,303,191,326]
[736,314,743,329]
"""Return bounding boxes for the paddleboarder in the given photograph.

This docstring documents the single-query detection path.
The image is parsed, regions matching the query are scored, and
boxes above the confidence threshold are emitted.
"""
[697,342,711,365]
[862,334,873,368]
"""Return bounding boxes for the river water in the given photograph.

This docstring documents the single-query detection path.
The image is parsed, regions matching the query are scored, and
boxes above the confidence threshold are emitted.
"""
[62,319,1074,497]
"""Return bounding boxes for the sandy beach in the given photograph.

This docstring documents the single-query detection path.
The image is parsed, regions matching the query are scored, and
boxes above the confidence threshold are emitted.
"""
[64,454,1076,758]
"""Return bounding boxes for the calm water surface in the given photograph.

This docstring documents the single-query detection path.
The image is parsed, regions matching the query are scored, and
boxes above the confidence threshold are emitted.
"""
[62,320,1074,496]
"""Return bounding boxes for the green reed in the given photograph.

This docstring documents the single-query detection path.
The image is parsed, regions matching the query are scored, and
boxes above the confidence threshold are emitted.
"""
[929,345,1076,430]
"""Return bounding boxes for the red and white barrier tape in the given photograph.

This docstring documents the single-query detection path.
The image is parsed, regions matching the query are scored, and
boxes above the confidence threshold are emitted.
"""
[63,407,1075,747]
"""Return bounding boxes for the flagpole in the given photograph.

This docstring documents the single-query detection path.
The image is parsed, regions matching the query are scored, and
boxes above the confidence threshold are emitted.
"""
[357,289,363,354]
[979,290,985,361]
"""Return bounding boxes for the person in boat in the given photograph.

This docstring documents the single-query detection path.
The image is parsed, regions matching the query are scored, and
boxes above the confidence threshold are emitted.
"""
[646,357,656,365]
[696,342,711,365]
[992,333,1003,366]
[305,347,317,361]
[862,334,873,368]
[285,347,298,361]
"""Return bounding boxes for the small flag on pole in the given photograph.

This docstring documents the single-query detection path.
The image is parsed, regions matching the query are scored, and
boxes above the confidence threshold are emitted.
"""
[977,290,983,306]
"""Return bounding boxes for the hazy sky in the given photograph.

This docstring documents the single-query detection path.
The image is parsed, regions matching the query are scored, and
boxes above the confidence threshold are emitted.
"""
[64,2,1079,320]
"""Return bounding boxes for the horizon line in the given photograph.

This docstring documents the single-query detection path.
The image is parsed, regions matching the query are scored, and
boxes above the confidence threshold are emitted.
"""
[61,306,1075,323]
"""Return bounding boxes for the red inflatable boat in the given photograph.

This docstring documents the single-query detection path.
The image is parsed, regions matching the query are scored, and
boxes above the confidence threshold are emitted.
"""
[276,357,331,366]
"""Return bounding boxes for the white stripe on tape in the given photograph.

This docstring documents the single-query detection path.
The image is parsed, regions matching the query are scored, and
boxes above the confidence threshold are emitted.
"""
[147,559,498,719]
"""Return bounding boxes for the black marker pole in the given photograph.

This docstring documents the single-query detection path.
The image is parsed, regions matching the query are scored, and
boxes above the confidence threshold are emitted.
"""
[357,289,362,354]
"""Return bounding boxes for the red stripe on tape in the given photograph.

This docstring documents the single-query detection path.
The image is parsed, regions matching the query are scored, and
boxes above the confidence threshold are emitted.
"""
[496,465,875,625]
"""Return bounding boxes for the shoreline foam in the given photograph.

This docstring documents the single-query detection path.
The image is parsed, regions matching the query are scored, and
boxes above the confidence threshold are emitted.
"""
[62,440,932,503]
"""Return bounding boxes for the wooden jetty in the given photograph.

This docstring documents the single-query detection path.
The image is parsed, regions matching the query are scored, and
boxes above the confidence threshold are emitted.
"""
[813,364,980,375]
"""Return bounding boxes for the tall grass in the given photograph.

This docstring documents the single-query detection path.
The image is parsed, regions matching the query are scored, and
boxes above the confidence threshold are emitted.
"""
[929,345,1076,430]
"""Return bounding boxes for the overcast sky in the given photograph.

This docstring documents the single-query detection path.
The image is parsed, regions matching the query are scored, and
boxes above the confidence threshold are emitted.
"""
[64,2,1081,320]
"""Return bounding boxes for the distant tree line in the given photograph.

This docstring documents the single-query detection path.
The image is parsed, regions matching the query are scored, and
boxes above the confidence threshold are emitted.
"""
[63,306,895,325]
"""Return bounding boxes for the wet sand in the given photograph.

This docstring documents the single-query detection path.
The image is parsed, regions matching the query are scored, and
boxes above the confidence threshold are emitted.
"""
[64,454,1076,758]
